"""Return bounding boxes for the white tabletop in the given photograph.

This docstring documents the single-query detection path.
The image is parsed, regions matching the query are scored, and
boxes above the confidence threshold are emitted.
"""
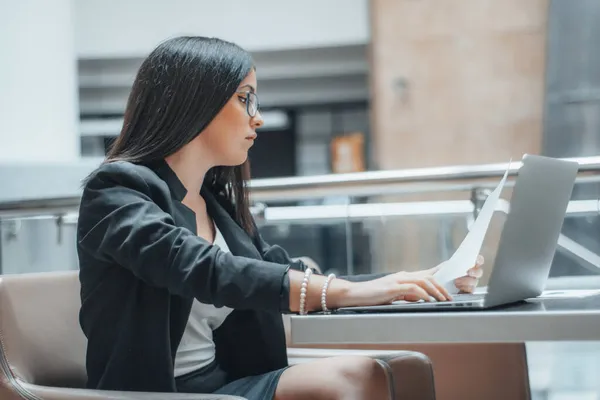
[290,294,600,345]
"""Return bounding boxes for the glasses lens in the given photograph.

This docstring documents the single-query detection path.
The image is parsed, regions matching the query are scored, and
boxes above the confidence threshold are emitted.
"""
[248,93,258,116]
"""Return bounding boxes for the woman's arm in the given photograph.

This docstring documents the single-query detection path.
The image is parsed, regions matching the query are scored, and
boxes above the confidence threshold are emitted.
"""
[78,162,290,312]
[80,163,447,314]
[255,232,388,282]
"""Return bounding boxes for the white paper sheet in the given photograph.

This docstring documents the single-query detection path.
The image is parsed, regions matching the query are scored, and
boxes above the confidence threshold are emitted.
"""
[434,163,511,293]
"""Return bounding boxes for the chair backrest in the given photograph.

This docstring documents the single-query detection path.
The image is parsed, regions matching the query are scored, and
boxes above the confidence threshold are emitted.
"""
[0,271,87,388]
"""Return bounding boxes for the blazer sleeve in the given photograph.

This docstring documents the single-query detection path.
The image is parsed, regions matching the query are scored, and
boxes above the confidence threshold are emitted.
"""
[77,163,290,312]
[252,223,389,282]
[252,227,309,273]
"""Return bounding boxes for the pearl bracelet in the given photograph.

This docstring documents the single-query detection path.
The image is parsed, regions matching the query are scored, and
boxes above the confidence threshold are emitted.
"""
[299,268,313,315]
[321,273,336,313]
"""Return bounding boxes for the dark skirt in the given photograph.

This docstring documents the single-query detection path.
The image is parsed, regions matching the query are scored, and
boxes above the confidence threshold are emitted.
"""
[175,360,288,400]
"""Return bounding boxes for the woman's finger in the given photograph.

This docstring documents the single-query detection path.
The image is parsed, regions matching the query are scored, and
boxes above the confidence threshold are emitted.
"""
[411,278,447,302]
[467,266,484,278]
[455,277,477,293]
[456,276,478,287]
[402,294,424,302]
[426,276,453,301]
[397,283,432,302]
[457,284,476,294]
[476,254,485,266]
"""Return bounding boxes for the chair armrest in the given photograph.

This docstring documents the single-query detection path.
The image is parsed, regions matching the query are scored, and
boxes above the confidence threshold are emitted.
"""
[287,347,407,364]
[287,348,436,400]
[373,352,436,400]
[19,381,246,400]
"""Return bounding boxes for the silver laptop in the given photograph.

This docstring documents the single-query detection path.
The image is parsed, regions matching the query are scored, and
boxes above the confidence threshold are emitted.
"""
[337,154,579,312]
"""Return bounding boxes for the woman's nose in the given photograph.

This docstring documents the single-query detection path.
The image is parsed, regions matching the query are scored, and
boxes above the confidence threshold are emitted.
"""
[251,111,264,129]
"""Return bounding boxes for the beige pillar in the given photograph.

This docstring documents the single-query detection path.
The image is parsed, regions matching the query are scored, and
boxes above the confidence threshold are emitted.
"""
[370,0,548,170]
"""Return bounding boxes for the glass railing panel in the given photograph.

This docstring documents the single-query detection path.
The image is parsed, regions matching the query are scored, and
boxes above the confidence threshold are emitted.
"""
[346,188,503,284]
[0,213,78,274]
[254,175,600,284]
[552,179,600,278]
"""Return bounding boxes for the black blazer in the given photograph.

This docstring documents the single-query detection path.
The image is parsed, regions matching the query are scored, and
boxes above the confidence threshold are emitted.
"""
[77,160,382,393]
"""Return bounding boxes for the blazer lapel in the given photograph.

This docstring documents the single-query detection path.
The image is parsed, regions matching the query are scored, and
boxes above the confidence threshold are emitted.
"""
[201,188,262,261]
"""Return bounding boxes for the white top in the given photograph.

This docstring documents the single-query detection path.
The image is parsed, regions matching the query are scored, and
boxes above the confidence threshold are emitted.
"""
[173,223,234,377]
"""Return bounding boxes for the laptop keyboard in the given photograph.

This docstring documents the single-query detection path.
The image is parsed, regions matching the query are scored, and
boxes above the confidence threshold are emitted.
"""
[450,293,486,302]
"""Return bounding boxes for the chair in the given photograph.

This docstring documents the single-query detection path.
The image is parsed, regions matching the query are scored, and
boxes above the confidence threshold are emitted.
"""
[0,271,436,399]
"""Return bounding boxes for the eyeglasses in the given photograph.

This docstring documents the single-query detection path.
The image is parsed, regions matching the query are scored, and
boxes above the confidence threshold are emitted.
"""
[236,91,260,117]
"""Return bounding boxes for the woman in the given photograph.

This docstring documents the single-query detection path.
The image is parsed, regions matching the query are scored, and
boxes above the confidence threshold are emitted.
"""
[77,36,483,399]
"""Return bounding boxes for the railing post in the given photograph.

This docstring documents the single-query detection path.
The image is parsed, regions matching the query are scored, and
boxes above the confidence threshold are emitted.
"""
[470,188,491,219]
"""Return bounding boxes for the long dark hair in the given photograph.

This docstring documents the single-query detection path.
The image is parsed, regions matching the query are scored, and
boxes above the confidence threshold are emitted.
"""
[105,36,255,234]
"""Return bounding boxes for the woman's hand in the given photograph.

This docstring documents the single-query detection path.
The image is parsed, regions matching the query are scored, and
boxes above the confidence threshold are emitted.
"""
[326,255,486,309]
[454,255,484,293]
[335,270,454,309]
[415,255,485,293]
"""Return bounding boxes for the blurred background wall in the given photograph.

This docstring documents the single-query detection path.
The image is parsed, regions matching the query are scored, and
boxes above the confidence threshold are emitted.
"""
[371,0,547,169]
[3,0,599,177]
[1,0,599,276]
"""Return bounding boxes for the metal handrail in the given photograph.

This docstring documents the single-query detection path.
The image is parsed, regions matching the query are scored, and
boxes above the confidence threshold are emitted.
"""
[2,199,597,224]
[1,156,600,213]
[252,156,600,187]
[249,155,600,201]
